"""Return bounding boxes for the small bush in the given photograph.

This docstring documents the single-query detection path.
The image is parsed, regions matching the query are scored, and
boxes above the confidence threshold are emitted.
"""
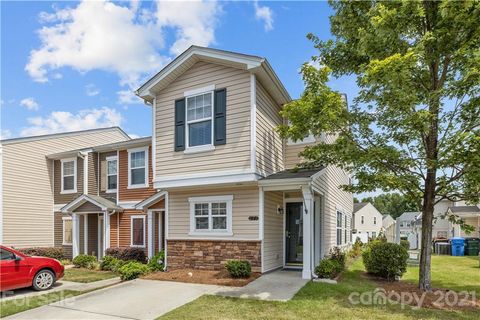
[329,247,346,270]
[315,259,343,279]
[362,241,409,280]
[118,261,151,280]
[148,251,165,272]
[19,247,64,260]
[400,240,410,251]
[105,247,147,263]
[100,255,120,271]
[348,238,364,258]
[73,254,97,269]
[60,259,72,266]
[111,259,128,273]
[225,260,251,278]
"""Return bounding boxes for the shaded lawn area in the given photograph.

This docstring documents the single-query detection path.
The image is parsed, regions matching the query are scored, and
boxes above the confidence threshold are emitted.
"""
[160,259,479,320]
[1,290,81,318]
[402,255,480,296]
[63,268,117,283]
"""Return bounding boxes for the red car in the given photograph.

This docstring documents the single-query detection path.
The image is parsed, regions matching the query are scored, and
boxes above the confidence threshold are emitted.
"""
[0,245,64,292]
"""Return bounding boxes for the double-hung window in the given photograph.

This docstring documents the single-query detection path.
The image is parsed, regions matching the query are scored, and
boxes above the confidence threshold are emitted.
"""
[130,215,145,247]
[128,147,148,188]
[189,195,233,235]
[61,158,77,193]
[106,156,117,192]
[344,215,348,244]
[373,216,377,225]
[186,92,213,149]
[336,211,343,246]
[62,217,72,245]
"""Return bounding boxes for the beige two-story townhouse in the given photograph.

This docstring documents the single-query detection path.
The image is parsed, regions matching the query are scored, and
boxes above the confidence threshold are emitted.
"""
[135,46,353,279]
[0,127,130,248]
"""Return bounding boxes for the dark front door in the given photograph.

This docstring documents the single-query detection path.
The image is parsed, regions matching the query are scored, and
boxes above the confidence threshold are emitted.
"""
[286,202,303,265]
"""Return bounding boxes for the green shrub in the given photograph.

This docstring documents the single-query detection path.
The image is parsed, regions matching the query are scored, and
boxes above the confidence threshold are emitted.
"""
[148,251,165,271]
[348,238,364,258]
[315,259,343,279]
[118,261,151,280]
[105,247,147,263]
[19,247,64,260]
[362,241,409,280]
[225,260,251,278]
[100,256,120,271]
[73,254,97,269]
[400,240,410,251]
[111,259,128,273]
[329,247,346,270]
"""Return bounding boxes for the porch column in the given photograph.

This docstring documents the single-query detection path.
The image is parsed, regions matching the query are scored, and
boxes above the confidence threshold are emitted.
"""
[72,213,80,258]
[84,215,88,254]
[147,211,154,258]
[104,212,110,257]
[301,186,314,279]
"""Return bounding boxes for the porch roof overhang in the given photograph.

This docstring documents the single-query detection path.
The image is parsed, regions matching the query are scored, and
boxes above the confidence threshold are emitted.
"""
[258,167,325,191]
[135,191,167,211]
[46,149,90,160]
[446,206,480,218]
[61,194,124,214]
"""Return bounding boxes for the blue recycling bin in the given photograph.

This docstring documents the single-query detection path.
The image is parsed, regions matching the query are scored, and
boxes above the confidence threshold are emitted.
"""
[450,237,465,256]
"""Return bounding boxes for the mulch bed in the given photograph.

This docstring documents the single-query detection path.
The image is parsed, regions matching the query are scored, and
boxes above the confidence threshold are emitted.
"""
[361,272,479,311]
[142,269,261,287]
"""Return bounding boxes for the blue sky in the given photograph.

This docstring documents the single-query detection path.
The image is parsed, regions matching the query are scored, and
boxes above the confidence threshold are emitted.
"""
[1,0,361,139]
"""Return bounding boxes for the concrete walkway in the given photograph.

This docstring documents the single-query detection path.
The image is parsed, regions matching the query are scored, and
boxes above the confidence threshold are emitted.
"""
[6,279,226,320]
[215,270,308,301]
[1,277,121,302]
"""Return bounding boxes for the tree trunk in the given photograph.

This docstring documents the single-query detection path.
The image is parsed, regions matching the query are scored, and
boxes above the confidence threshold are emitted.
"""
[419,175,435,291]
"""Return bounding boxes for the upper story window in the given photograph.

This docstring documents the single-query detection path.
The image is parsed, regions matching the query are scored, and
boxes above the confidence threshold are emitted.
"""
[361,215,364,224]
[373,217,377,225]
[189,195,233,235]
[106,156,117,192]
[61,158,77,194]
[128,147,148,188]
[186,92,213,148]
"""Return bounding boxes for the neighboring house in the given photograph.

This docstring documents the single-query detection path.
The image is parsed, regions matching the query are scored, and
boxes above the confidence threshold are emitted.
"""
[352,202,383,242]
[382,214,396,243]
[396,211,421,249]
[0,127,130,248]
[50,137,163,260]
[396,200,480,249]
[134,46,353,279]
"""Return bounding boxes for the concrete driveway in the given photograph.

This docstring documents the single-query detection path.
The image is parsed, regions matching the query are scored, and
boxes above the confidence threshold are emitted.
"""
[6,279,227,320]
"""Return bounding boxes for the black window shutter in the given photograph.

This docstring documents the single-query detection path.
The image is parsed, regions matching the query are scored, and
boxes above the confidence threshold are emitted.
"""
[214,88,227,145]
[174,98,186,151]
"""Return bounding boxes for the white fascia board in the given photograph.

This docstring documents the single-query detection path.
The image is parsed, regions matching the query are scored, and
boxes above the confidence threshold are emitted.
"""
[154,172,260,189]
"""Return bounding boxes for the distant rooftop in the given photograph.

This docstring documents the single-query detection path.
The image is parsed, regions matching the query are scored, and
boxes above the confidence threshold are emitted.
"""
[353,202,369,213]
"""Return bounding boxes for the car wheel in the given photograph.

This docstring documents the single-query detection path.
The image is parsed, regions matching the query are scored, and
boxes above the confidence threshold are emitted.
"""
[33,269,55,291]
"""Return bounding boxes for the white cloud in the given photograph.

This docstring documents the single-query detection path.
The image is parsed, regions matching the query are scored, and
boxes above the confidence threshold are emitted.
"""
[117,89,143,105]
[155,0,221,56]
[52,72,63,79]
[128,133,141,139]
[1,129,12,140]
[254,1,273,31]
[20,107,123,137]
[85,84,100,96]
[20,98,40,111]
[26,0,221,104]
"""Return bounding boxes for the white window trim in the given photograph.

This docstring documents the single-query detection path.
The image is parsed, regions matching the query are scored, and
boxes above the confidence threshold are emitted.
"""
[188,195,233,236]
[287,134,316,146]
[106,156,118,193]
[127,147,149,189]
[60,158,77,194]
[62,216,73,245]
[336,210,343,246]
[130,215,146,248]
[185,90,216,153]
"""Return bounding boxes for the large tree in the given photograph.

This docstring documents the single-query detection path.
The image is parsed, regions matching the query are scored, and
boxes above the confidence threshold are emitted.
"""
[280,0,480,291]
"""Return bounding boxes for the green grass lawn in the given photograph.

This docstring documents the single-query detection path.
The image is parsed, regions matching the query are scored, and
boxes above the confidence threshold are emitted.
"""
[402,255,480,295]
[63,268,117,283]
[1,290,81,318]
[160,258,479,320]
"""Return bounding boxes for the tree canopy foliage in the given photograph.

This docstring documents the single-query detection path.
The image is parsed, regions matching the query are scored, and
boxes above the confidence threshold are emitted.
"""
[354,193,419,219]
[279,0,480,290]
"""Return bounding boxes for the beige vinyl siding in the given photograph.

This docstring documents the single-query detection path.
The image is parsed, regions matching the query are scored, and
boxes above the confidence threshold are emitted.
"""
[311,165,353,254]
[1,129,128,247]
[75,202,102,213]
[155,61,251,178]
[53,157,84,204]
[263,191,284,271]
[255,80,284,176]
[168,186,259,240]
[461,217,480,238]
